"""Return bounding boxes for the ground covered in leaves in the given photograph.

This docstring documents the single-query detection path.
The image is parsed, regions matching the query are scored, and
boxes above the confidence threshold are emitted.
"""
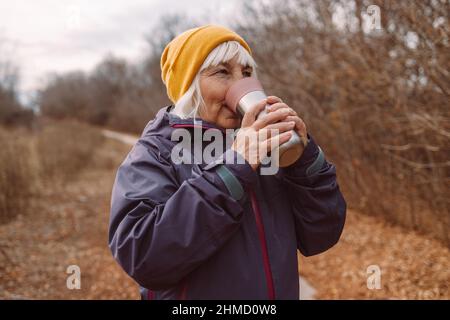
[0,138,139,299]
[0,134,448,299]
[298,209,449,299]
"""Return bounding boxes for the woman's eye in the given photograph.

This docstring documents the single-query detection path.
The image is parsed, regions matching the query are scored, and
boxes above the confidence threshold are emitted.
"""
[214,68,251,77]
[216,69,229,75]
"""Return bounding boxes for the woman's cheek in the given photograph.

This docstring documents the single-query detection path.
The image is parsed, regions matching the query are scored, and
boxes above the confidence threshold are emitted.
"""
[212,78,230,97]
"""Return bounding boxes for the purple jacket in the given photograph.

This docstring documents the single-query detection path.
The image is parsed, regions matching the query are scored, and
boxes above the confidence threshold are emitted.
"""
[108,105,346,300]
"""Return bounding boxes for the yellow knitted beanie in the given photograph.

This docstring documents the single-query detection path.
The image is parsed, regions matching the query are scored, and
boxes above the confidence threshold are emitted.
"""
[160,24,252,103]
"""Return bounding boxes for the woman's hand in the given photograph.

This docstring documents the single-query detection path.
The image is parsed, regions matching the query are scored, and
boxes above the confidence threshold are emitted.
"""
[231,98,296,171]
[265,96,308,143]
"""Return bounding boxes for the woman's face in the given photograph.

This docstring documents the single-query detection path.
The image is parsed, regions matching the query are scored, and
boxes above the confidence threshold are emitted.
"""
[199,55,253,129]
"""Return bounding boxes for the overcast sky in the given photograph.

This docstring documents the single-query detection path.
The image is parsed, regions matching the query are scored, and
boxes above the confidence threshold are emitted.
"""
[0,0,243,101]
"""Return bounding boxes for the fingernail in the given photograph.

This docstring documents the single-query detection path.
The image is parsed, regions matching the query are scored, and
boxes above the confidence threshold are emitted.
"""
[289,121,295,126]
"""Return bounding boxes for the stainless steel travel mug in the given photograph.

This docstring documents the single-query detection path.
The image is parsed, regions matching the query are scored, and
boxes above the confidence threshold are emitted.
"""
[225,77,307,167]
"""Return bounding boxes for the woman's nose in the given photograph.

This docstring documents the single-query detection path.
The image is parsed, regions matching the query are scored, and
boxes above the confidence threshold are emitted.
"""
[232,71,246,82]
[228,72,246,88]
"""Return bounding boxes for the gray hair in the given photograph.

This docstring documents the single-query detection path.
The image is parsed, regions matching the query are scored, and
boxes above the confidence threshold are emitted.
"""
[170,40,258,119]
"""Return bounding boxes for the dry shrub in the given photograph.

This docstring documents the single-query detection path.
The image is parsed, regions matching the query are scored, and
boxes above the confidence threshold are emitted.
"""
[236,0,450,245]
[0,127,36,223]
[38,57,167,135]
[1,119,107,223]
[35,119,105,184]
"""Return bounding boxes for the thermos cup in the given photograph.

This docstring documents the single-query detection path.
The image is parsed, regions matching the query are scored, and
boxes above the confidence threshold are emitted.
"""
[225,77,307,167]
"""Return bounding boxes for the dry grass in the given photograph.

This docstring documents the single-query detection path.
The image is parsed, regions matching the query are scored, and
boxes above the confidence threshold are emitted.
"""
[0,136,138,299]
[0,127,36,223]
[35,119,105,184]
[0,119,105,224]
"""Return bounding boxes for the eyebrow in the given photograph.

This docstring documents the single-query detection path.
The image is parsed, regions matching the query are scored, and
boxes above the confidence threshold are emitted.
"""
[214,62,253,70]
[201,63,253,76]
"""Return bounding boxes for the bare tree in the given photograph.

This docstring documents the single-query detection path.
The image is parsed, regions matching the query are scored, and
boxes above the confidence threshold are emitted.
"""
[235,0,450,244]
[0,40,34,127]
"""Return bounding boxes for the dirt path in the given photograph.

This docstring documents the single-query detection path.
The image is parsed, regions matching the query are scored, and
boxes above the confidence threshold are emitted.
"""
[101,129,141,146]
[0,137,139,299]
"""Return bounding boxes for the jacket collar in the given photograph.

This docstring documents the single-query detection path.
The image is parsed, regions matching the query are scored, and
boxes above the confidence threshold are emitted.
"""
[166,105,227,133]
[141,105,231,142]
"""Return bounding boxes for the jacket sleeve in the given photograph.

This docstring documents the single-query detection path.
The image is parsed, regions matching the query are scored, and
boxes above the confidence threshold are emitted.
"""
[108,140,256,290]
[276,133,347,257]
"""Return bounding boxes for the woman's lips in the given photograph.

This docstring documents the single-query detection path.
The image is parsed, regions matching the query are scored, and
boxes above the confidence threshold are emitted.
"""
[222,103,239,119]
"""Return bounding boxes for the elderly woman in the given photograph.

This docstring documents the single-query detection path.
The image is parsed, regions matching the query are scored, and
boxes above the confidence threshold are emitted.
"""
[108,25,346,300]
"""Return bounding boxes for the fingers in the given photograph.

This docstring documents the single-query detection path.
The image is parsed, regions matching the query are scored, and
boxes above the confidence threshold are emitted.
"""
[267,102,296,115]
[284,115,307,135]
[266,96,283,104]
[263,131,292,151]
[232,125,294,169]
[241,98,267,128]
[253,108,291,130]
[260,121,295,138]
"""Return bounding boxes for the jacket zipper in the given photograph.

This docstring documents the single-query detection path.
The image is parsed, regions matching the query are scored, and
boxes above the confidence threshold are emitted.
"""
[171,122,275,299]
[178,278,188,300]
[249,188,275,300]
